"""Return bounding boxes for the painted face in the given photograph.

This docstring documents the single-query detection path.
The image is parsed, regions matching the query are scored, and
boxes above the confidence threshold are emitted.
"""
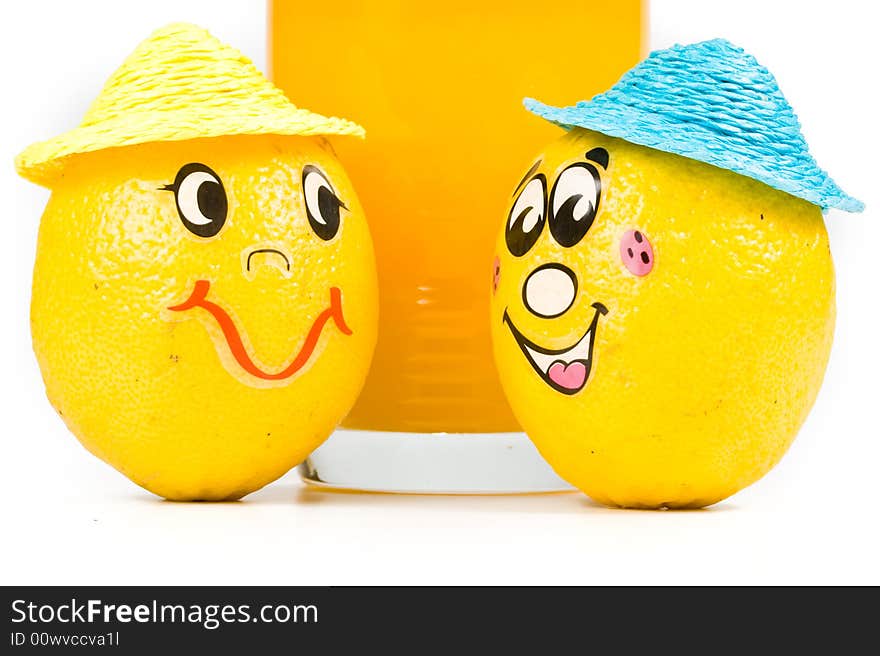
[490,127,834,508]
[160,152,356,386]
[38,133,377,395]
[31,134,378,500]
[494,134,654,395]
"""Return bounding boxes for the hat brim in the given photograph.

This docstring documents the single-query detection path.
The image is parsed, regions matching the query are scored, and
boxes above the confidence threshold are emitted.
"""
[15,107,365,188]
[524,97,864,214]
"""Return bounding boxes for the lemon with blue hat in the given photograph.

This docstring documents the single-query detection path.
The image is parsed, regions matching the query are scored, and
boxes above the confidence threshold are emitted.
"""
[490,39,863,508]
[16,23,377,500]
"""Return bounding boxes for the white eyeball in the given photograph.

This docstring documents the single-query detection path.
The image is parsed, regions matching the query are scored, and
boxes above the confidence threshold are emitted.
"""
[549,163,600,247]
[506,175,547,256]
[303,165,344,241]
[166,163,227,238]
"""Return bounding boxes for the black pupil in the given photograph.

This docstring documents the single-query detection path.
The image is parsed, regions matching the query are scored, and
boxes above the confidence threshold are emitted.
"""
[549,165,600,248]
[318,186,340,227]
[197,180,226,223]
[506,176,546,257]
[307,180,341,241]
[302,166,343,242]
[171,163,228,239]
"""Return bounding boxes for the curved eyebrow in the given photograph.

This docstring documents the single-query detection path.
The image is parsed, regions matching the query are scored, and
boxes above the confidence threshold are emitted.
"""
[585,147,609,169]
[512,158,543,197]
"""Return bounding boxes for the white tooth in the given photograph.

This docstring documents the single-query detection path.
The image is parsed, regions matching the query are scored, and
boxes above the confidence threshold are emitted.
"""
[523,329,592,374]
[568,329,592,362]
[524,345,558,374]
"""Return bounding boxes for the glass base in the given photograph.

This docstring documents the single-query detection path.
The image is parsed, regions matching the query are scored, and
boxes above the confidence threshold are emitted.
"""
[299,429,573,494]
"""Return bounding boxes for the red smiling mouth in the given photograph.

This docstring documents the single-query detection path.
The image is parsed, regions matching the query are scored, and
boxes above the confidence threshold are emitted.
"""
[168,280,351,381]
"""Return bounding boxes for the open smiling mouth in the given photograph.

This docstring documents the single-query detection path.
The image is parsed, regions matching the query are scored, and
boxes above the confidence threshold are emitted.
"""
[503,302,608,395]
[168,280,351,381]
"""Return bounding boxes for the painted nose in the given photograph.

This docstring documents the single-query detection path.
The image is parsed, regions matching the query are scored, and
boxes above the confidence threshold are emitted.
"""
[523,263,578,318]
[245,247,291,275]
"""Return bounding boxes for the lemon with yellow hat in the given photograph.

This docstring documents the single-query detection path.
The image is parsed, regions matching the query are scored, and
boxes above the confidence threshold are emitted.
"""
[491,39,863,509]
[16,23,377,500]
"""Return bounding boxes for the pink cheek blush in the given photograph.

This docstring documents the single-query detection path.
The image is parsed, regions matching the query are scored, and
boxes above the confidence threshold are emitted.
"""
[620,229,654,276]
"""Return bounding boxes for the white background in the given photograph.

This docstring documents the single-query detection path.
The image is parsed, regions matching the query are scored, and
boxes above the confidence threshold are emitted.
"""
[1,1,877,585]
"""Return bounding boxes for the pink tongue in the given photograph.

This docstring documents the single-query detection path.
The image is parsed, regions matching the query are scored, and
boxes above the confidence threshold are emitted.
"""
[547,361,587,390]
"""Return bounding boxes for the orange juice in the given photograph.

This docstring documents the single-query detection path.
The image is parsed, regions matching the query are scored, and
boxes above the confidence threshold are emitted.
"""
[271,1,645,489]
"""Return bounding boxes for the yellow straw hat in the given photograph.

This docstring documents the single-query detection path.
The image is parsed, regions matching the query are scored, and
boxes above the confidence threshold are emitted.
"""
[15,23,365,188]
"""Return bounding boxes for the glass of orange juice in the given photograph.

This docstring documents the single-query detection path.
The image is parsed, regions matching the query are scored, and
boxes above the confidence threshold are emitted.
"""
[270,0,646,492]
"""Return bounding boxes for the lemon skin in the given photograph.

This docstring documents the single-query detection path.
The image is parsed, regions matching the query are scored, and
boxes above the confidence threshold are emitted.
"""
[491,129,834,508]
[31,135,377,500]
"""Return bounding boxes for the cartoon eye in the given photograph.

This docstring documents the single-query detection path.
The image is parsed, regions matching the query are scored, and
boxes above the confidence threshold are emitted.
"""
[164,163,228,239]
[506,175,547,257]
[549,163,601,248]
[303,165,345,241]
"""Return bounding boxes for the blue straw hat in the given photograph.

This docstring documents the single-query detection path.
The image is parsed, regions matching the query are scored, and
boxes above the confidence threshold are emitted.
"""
[524,39,863,213]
